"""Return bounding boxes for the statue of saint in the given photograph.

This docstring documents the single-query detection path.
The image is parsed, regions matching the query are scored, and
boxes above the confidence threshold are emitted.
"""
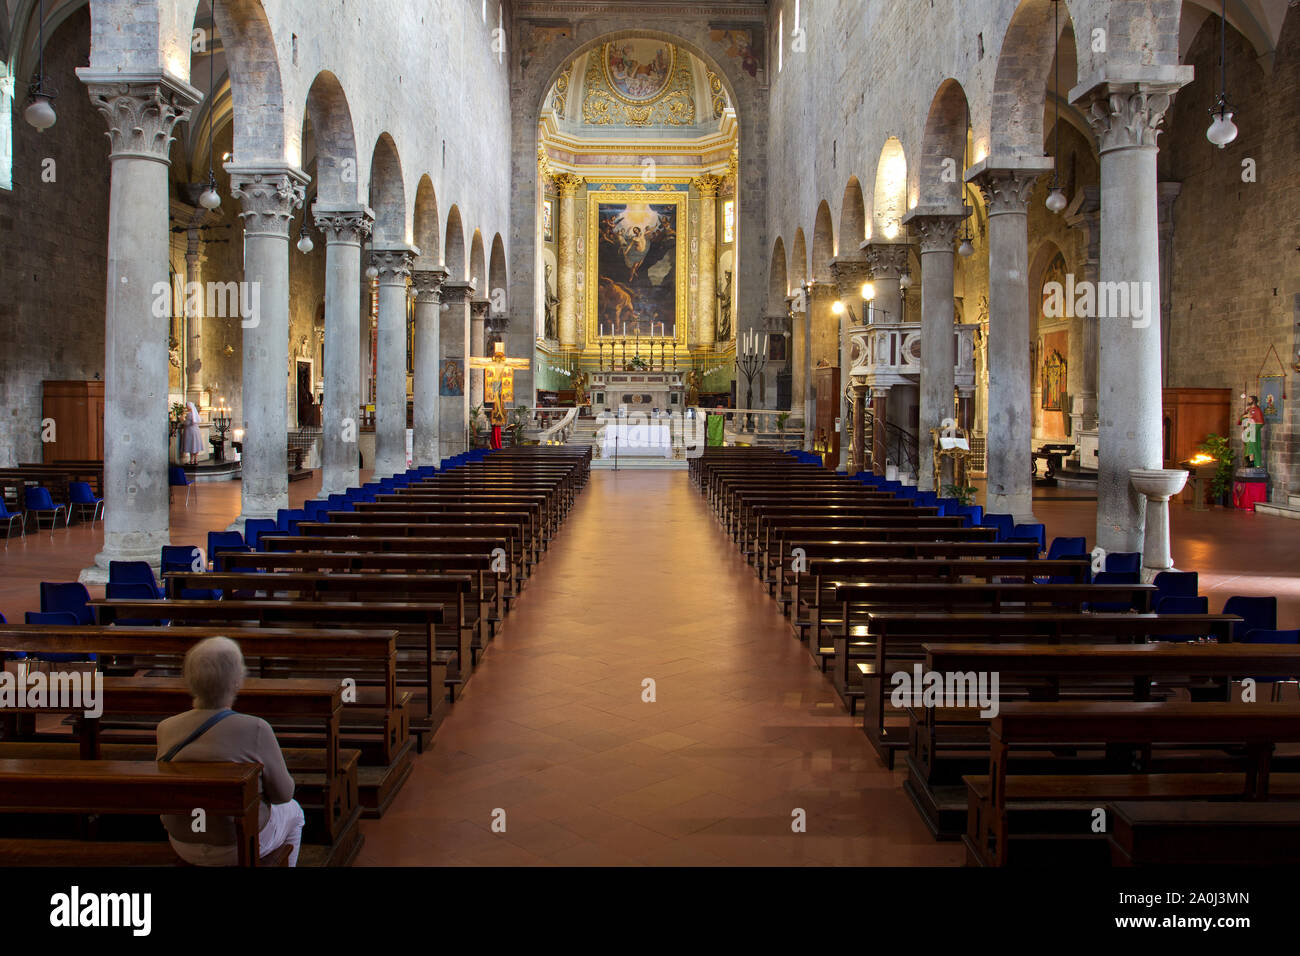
[543,264,559,340]
[1241,394,1265,468]
[716,271,733,341]
[686,368,702,407]
[573,370,589,408]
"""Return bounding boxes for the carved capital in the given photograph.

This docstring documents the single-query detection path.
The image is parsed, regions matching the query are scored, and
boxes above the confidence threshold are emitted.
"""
[908,214,965,253]
[441,279,476,305]
[470,299,491,319]
[973,170,1038,217]
[82,76,199,164]
[554,173,584,196]
[228,167,309,238]
[828,256,872,299]
[693,174,723,198]
[863,241,911,280]
[313,205,374,245]
[372,248,415,285]
[1081,84,1179,154]
[412,267,451,304]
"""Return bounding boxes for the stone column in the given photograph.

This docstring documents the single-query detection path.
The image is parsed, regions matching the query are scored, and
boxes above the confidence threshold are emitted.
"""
[1157,182,1182,387]
[1076,75,1189,552]
[76,73,199,583]
[373,245,416,479]
[469,298,490,410]
[555,174,583,348]
[183,213,207,411]
[440,280,475,456]
[314,204,374,496]
[830,255,872,472]
[695,174,722,349]
[411,267,449,466]
[787,294,807,428]
[1065,186,1101,441]
[862,239,909,326]
[228,165,308,528]
[970,165,1046,522]
[903,211,964,493]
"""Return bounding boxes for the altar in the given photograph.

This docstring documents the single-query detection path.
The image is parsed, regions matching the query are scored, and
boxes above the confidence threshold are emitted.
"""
[590,370,686,416]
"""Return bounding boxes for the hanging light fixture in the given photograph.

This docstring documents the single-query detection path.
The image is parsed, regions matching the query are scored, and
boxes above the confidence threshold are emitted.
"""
[1206,0,1238,148]
[365,243,379,280]
[24,0,57,131]
[958,98,975,257]
[1045,0,1068,213]
[898,270,913,292]
[296,216,314,255]
[197,13,222,210]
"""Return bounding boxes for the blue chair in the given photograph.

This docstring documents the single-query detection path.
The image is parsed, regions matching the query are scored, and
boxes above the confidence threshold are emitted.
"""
[207,531,249,571]
[951,504,983,527]
[1047,537,1087,560]
[105,582,168,626]
[1012,523,1047,554]
[303,500,331,522]
[1088,570,1142,611]
[914,491,938,507]
[161,545,203,575]
[243,519,278,552]
[981,513,1014,542]
[23,611,98,664]
[1154,595,1210,642]
[0,499,24,545]
[1153,571,1198,609]
[1242,629,1300,701]
[68,481,104,524]
[1105,552,1142,576]
[277,509,307,535]
[109,561,164,599]
[24,486,68,534]
[39,582,94,625]
[168,465,194,507]
[896,486,918,500]
[1222,596,1277,643]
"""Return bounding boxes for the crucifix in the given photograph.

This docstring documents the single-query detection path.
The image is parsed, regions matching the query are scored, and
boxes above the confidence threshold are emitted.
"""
[468,341,530,449]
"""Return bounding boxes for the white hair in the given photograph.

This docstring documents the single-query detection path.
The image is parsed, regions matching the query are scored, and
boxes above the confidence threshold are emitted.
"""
[183,636,246,710]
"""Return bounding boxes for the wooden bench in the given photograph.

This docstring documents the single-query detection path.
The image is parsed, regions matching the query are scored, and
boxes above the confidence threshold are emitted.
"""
[966,701,1300,866]
[1108,801,1300,865]
[265,530,525,589]
[0,759,267,866]
[908,641,1300,839]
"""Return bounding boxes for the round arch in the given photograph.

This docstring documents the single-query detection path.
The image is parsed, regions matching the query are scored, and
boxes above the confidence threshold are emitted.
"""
[368,132,406,246]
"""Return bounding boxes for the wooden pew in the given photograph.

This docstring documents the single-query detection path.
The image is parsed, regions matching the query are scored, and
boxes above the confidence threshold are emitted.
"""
[162,570,477,677]
[856,611,1241,766]
[1109,801,1300,866]
[0,675,360,865]
[910,641,1300,839]
[310,512,541,568]
[965,701,1300,866]
[0,760,265,866]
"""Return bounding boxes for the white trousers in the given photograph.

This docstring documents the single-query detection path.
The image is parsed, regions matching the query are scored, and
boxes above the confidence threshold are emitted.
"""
[170,799,305,867]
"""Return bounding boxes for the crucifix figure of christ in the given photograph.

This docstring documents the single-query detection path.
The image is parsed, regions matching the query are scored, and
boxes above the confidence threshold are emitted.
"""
[469,341,531,449]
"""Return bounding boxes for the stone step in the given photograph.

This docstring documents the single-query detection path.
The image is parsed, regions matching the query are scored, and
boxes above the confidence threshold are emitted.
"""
[1290,494,1300,509]
[592,457,688,471]
[1254,502,1300,521]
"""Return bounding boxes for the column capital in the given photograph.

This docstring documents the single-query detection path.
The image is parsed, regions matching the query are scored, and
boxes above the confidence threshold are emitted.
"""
[441,279,476,305]
[313,203,375,245]
[372,245,418,285]
[554,173,584,196]
[411,267,451,304]
[902,211,967,253]
[693,174,724,197]
[227,165,310,238]
[828,255,872,299]
[969,168,1040,217]
[470,298,491,319]
[77,70,201,164]
[1071,72,1190,152]
[862,240,912,279]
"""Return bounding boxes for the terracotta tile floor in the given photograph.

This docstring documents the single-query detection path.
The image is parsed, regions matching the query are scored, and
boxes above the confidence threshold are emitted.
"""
[1,468,1296,865]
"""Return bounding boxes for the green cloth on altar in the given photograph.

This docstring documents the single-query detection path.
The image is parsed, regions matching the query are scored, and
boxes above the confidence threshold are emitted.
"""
[707,414,725,447]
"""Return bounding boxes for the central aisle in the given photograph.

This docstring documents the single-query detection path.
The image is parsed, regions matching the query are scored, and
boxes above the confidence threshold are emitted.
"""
[357,470,961,866]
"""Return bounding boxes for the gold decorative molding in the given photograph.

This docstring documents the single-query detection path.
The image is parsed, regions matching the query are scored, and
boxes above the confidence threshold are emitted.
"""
[693,174,723,197]
[581,44,696,128]
[554,172,585,195]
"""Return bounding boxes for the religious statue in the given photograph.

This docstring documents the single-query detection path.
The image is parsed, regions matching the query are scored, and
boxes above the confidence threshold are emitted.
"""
[573,370,589,408]
[543,264,559,340]
[1241,394,1265,468]
[716,271,733,341]
[489,386,508,449]
[686,368,702,407]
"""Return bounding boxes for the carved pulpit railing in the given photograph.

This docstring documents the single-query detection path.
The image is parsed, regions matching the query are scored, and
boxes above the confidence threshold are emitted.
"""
[847,322,977,391]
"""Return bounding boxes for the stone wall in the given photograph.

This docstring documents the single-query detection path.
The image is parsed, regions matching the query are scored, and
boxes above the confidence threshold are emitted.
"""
[1163,12,1300,499]
[0,9,107,466]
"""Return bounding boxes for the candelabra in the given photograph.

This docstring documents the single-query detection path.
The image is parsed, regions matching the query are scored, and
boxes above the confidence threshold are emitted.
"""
[210,402,233,463]
[736,328,768,432]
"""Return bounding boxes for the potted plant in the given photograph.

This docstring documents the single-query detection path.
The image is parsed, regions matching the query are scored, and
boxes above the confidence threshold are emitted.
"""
[776,411,790,450]
[942,482,978,506]
[508,406,531,446]
[1198,433,1237,508]
[169,402,188,463]
[468,404,486,449]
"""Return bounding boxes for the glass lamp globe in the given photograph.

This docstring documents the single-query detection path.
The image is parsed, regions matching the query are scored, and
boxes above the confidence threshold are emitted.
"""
[296,230,314,255]
[366,261,380,280]
[25,95,56,131]
[898,272,913,292]
[1046,186,1068,214]
[198,176,222,210]
[1207,110,1238,149]
[958,237,975,258]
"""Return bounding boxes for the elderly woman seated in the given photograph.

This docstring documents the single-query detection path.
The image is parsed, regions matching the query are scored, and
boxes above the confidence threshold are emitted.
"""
[156,636,305,866]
